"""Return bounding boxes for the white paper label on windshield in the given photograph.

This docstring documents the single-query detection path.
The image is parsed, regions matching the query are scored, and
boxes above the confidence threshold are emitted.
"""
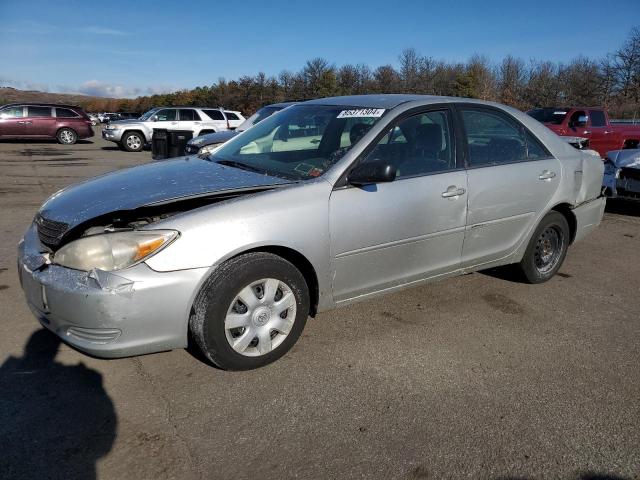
[554,111,567,115]
[337,108,385,119]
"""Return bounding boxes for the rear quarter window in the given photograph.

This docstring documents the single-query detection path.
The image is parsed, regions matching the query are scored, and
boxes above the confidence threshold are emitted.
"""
[203,109,225,121]
[225,111,240,120]
[55,108,80,118]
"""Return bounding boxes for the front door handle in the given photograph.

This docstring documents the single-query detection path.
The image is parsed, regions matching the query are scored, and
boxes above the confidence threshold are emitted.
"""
[441,185,466,198]
[539,170,557,181]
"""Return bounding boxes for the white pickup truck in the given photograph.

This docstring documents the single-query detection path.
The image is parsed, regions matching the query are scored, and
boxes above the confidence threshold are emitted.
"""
[102,106,244,152]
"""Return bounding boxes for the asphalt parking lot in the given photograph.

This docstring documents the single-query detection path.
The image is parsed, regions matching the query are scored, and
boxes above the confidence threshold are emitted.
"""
[0,133,639,480]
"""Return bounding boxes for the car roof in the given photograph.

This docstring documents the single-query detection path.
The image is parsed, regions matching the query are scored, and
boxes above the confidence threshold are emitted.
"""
[303,94,455,109]
[1,102,83,109]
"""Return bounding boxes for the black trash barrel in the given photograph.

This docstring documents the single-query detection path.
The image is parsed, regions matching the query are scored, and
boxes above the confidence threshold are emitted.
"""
[168,130,193,158]
[151,129,168,160]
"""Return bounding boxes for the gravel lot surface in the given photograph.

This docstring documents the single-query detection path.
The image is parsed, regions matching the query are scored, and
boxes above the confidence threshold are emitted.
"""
[1,134,639,479]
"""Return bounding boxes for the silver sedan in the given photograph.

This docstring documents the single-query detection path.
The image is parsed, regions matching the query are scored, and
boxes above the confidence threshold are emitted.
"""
[19,95,605,370]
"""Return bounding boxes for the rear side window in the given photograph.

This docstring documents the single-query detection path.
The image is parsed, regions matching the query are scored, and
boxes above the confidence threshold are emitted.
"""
[0,106,24,118]
[224,111,240,120]
[461,109,528,167]
[55,108,79,118]
[203,109,225,121]
[27,106,52,118]
[179,109,201,121]
[155,109,176,121]
[589,110,606,127]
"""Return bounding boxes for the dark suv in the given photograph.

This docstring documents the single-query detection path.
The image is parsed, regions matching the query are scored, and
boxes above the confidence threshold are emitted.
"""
[0,103,94,144]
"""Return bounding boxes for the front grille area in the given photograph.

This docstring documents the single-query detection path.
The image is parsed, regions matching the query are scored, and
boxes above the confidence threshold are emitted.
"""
[619,167,640,181]
[35,213,69,248]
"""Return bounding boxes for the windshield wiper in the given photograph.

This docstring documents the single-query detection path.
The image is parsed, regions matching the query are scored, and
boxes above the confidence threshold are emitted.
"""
[216,159,267,175]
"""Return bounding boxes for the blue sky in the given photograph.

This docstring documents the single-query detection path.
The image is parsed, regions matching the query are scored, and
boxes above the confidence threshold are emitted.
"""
[0,0,638,98]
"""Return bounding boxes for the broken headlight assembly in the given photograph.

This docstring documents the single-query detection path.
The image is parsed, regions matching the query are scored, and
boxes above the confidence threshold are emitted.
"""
[53,230,178,272]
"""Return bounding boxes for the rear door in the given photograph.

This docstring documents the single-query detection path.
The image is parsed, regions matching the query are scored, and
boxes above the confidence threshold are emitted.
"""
[458,105,561,268]
[178,109,202,133]
[329,107,467,302]
[0,105,26,137]
[24,106,55,136]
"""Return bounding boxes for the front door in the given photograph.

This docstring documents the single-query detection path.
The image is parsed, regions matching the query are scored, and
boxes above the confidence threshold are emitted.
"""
[329,108,467,303]
[0,105,26,137]
[458,106,561,267]
[153,108,179,130]
[588,109,619,154]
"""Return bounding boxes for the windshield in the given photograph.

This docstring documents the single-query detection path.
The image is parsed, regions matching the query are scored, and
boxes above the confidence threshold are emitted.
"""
[527,108,568,125]
[237,106,283,131]
[210,104,386,180]
[139,108,160,121]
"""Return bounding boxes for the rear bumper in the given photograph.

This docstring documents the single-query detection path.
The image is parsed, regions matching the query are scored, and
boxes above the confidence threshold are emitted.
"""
[572,196,606,243]
[18,224,209,358]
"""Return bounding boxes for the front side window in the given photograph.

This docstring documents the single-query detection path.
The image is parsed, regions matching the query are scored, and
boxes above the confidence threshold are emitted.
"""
[55,108,79,118]
[203,109,225,121]
[362,110,455,178]
[462,109,528,167]
[0,106,24,119]
[27,106,52,118]
[155,109,176,121]
[527,108,568,125]
[589,110,606,127]
[179,109,201,121]
[210,104,387,180]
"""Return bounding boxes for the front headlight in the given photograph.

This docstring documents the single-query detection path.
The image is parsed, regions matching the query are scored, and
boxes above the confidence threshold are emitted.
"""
[198,143,222,155]
[53,230,178,271]
[105,124,119,130]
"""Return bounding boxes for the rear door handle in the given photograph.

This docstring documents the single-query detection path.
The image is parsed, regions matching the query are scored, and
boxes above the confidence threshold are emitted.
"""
[539,170,557,181]
[441,186,466,198]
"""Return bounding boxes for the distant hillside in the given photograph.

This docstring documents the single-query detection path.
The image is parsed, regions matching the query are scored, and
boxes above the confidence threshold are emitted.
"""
[0,87,125,111]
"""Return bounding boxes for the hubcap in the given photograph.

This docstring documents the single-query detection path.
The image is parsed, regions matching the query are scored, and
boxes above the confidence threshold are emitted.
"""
[533,226,563,275]
[127,135,142,149]
[224,278,297,357]
[60,130,74,144]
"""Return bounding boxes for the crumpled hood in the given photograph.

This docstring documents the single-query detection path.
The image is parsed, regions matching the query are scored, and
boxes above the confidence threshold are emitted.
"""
[39,157,291,228]
[606,149,640,168]
[191,130,239,146]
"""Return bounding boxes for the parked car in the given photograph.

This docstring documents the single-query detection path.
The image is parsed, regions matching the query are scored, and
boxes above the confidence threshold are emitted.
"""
[185,102,296,155]
[527,107,640,157]
[102,106,245,152]
[98,112,116,123]
[0,103,94,144]
[603,149,640,200]
[88,113,99,126]
[19,95,605,370]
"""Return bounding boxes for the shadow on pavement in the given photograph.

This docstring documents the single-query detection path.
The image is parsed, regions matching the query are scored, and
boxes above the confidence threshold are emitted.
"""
[498,474,630,480]
[0,329,116,480]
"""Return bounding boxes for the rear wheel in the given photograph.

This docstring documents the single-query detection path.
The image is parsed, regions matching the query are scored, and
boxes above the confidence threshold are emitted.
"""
[190,252,310,370]
[121,131,144,152]
[57,128,77,145]
[518,211,570,283]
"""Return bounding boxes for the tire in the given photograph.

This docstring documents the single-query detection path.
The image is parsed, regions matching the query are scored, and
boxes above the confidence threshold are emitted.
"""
[57,128,77,145]
[190,252,310,370]
[121,131,144,152]
[517,211,570,284]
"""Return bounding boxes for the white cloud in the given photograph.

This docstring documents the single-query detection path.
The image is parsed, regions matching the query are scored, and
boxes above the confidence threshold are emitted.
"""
[0,77,176,99]
[79,26,130,36]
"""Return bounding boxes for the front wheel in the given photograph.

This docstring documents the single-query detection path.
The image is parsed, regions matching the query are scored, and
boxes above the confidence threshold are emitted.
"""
[121,132,144,152]
[57,128,77,145]
[517,211,570,284]
[190,252,310,370]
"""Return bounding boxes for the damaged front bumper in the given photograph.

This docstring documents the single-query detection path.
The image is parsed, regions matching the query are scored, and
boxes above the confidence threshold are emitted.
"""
[18,224,209,358]
[572,196,607,243]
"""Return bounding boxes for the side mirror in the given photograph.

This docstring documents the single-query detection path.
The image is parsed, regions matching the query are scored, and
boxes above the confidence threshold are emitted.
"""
[347,161,397,186]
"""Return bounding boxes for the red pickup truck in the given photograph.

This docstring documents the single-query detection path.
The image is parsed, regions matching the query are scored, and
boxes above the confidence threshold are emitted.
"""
[527,107,640,157]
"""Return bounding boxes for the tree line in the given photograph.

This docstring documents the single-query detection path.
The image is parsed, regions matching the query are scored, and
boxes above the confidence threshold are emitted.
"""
[83,27,640,118]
